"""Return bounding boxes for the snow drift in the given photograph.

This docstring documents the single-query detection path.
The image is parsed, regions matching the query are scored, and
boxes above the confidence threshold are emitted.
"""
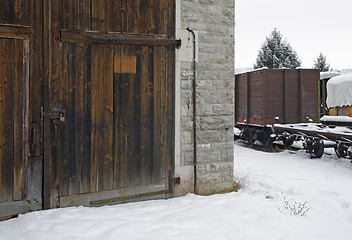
[1,143,352,239]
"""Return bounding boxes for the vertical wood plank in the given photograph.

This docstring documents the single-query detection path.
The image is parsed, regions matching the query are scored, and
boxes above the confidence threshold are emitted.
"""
[113,45,124,189]
[153,0,160,34]
[128,0,140,33]
[50,0,61,91]
[91,0,100,31]
[159,0,166,34]
[57,43,69,197]
[131,46,141,186]
[13,39,24,201]
[161,45,168,187]
[50,0,66,200]
[166,44,175,188]
[70,0,78,30]
[137,46,143,184]
[159,46,167,185]
[0,38,4,202]
[98,44,106,191]
[22,0,30,25]
[82,45,92,193]
[107,45,114,190]
[75,43,85,194]
[97,45,105,191]
[119,46,134,188]
[148,0,155,34]
[33,0,45,206]
[22,39,30,201]
[90,44,100,192]
[99,0,106,32]
[127,46,139,187]
[126,0,133,32]
[31,0,44,161]
[141,46,154,185]
[120,0,127,32]
[8,0,14,24]
[167,0,175,38]
[105,0,113,32]
[78,0,91,30]
[102,45,114,191]
[3,39,14,202]
[153,46,163,184]
[0,0,7,23]
[62,0,70,30]
[97,45,104,191]
[119,46,128,188]
[112,0,121,32]
[14,0,24,25]
[67,44,77,196]
[139,0,148,33]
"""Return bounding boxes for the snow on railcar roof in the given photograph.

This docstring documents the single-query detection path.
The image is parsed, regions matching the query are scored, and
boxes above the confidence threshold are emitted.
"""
[320,71,341,80]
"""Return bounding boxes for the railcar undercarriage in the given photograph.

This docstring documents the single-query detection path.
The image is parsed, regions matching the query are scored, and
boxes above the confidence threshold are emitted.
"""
[235,117,352,159]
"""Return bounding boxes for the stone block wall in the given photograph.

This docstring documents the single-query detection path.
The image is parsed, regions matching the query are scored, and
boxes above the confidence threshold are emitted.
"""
[175,0,235,195]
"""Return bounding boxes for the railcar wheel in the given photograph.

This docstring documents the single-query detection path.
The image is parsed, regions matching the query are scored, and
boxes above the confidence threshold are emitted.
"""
[283,135,294,148]
[309,140,324,158]
[335,147,347,158]
[246,131,255,145]
[240,129,254,145]
[334,143,347,158]
[265,136,274,148]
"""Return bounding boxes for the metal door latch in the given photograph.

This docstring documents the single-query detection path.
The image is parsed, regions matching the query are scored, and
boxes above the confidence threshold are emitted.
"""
[42,109,65,122]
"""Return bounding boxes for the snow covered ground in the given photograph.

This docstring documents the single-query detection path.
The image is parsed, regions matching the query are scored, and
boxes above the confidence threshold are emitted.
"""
[1,142,352,240]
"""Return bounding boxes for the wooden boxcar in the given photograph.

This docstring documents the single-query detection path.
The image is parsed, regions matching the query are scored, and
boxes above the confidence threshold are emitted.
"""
[0,0,178,219]
[235,68,320,126]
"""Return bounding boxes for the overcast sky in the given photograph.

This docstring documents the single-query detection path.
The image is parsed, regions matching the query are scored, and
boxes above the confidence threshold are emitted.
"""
[235,0,352,70]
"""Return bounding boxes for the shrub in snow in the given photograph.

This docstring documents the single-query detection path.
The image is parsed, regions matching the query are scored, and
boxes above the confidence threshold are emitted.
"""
[233,175,249,192]
[278,194,310,217]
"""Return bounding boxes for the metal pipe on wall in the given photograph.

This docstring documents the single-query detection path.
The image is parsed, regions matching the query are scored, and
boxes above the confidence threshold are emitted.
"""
[186,27,197,194]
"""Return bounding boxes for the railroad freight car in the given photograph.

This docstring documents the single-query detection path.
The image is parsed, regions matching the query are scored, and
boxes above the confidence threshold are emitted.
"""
[235,68,320,146]
[235,68,320,125]
[235,69,352,159]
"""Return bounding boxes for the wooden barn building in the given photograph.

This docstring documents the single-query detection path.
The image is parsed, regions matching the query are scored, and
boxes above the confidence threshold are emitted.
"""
[0,0,235,218]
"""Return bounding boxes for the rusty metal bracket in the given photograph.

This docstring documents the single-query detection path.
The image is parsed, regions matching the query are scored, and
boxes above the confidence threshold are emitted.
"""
[173,177,181,185]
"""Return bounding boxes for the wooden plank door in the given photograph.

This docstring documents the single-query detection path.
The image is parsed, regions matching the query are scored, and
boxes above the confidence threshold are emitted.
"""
[0,0,44,218]
[0,34,31,218]
[44,0,176,209]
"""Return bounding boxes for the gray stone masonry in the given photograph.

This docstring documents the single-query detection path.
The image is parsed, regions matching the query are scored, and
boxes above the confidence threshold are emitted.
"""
[175,0,235,196]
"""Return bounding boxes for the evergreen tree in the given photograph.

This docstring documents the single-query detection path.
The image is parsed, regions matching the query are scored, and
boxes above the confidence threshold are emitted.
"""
[254,29,301,69]
[313,52,330,72]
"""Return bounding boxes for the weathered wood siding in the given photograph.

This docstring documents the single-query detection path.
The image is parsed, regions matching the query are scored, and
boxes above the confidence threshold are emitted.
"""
[0,0,176,217]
